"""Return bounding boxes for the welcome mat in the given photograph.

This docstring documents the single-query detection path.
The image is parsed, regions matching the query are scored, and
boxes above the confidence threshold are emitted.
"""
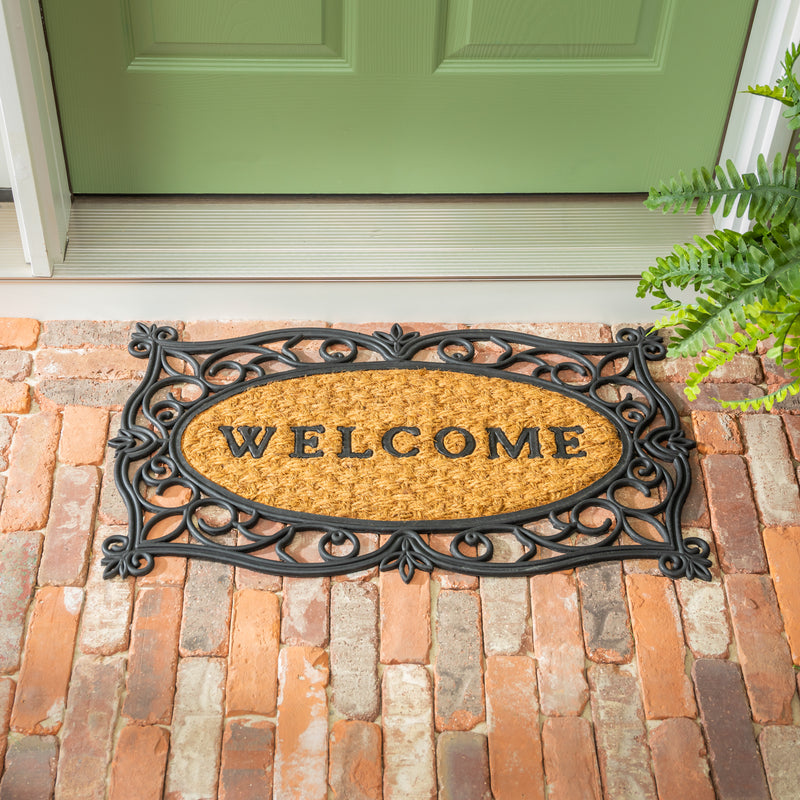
[103,324,710,582]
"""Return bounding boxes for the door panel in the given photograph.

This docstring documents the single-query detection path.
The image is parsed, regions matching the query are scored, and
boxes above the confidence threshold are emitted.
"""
[41,0,755,193]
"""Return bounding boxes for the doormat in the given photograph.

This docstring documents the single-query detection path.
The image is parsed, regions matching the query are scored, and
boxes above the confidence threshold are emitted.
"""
[103,324,710,582]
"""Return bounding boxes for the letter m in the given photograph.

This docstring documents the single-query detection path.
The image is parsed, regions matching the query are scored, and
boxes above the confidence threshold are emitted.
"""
[487,427,542,459]
[218,426,276,458]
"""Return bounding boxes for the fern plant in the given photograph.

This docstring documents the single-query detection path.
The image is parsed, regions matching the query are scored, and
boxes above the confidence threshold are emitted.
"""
[638,42,800,410]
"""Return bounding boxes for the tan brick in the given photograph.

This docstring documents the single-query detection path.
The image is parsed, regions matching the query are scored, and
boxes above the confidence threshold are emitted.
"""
[0,734,57,798]
[165,657,226,800]
[741,416,800,526]
[98,413,128,525]
[58,405,109,465]
[626,574,696,719]
[330,581,379,720]
[54,655,126,800]
[530,573,588,716]
[485,655,544,800]
[329,720,382,800]
[650,352,761,383]
[725,574,795,724]
[480,536,529,656]
[577,562,633,664]
[430,534,479,589]
[759,726,800,800]
[0,532,42,674]
[382,664,436,800]
[542,717,602,800]
[226,589,280,716]
[10,586,82,735]
[109,725,170,800]
[39,319,141,348]
[122,585,183,725]
[588,664,657,800]
[184,319,327,341]
[35,348,146,380]
[274,647,329,800]
[35,379,140,411]
[676,571,732,659]
[380,569,430,664]
[219,719,275,800]
[762,526,800,663]
[79,529,134,655]
[179,560,233,656]
[0,380,29,413]
[281,576,329,647]
[0,412,60,532]
[0,351,31,381]
[649,718,715,800]
[38,465,100,585]
[435,590,485,731]
[0,318,39,349]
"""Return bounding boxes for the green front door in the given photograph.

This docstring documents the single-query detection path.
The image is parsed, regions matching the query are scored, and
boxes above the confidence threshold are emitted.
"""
[42,0,754,194]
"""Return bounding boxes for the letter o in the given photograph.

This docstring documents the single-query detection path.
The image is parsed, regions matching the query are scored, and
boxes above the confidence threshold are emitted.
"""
[434,427,476,459]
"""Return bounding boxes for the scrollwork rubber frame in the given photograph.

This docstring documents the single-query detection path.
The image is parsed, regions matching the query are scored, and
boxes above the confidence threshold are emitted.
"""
[103,323,711,583]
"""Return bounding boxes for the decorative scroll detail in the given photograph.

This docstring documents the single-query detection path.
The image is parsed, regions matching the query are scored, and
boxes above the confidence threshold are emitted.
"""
[104,323,710,583]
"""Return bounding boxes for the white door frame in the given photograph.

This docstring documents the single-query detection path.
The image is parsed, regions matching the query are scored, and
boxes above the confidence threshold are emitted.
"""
[0,0,797,319]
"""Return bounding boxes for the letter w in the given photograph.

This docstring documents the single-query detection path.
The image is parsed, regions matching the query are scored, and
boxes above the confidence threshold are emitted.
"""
[218,426,276,458]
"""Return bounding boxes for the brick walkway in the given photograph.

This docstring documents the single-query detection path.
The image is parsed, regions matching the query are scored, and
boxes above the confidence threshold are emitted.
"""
[1,318,800,799]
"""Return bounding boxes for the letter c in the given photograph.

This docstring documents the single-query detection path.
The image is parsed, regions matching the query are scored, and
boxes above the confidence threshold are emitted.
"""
[382,426,420,457]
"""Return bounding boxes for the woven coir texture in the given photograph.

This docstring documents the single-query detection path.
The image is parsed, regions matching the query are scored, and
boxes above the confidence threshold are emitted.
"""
[180,369,623,521]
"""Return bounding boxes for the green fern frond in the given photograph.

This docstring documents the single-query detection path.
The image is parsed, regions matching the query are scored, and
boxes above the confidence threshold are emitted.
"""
[717,378,800,412]
[645,154,800,226]
[745,83,793,106]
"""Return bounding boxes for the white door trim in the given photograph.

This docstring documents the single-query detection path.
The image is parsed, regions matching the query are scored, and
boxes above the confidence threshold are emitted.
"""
[0,0,795,281]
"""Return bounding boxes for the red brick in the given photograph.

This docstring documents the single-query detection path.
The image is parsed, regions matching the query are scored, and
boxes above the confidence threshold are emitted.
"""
[38,465,100,585]
[577,562,633,664]
[109,725,170,800]
[626,574,696,719]
[281,576,329,647]
[138,507,190,587]
[10,586,82,735]
[659,381,766,413]
[226,589,280,716]
[702,454,767,572]
[781,414,800,458]
[682,449,710,527]
[380,569,430,664]
[478,321,612,343]
[692,411,742,454]
[759,726,800,800]
[530,573,588,716]
[693,659,770,800]
[588,664,657,800]
[0,532,41,674]
[0,415,13,469]
[542,717,602,800]
[437,731,492,800]
[122,585,183,725]
[435,590,485,731]
[329,720,382,800]
[0,412,60,532]
[0,381,29,414]
[724,574,795,724]
[79,528,134,655]
[0,735,57,798]
[0,351,31,381]
[762,526,800,663]
[485,655,544,800]
[0,319,39,349]
[165,657,226,800]
[649,718,715,800]
[179,560,233,656]
[54,655,126,800]
[741,416,800,526]
[330,581,380,720]
[219,719,275,800]
[58,405,109,465]
[235,565,282,591]
[0,678,14,773]
[382,664,436,800]
[274,647,329,800]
